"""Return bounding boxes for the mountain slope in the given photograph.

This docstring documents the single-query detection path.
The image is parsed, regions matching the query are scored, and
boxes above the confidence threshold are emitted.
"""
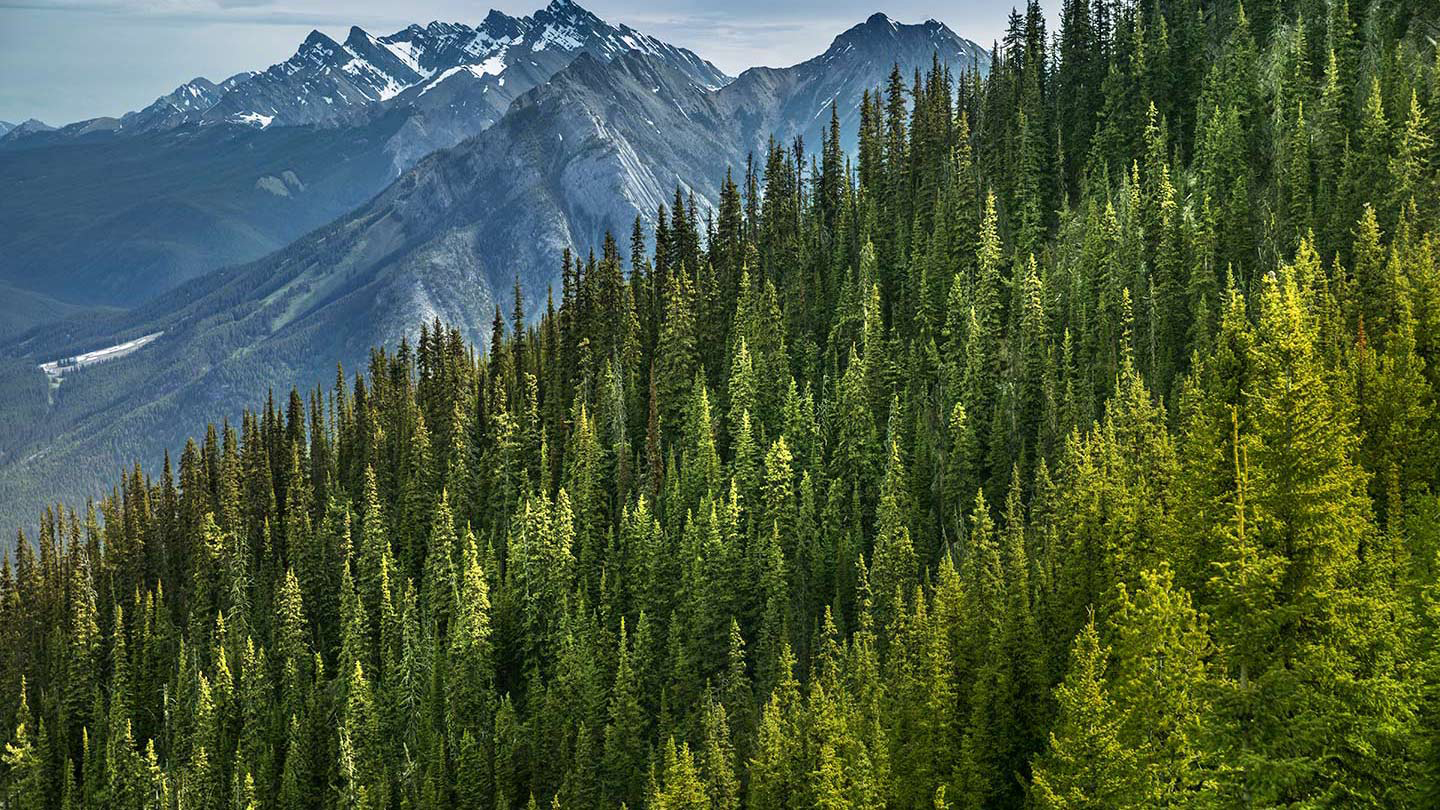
[0,13,985,531]
[0,111,412,306]
[0,0,725,310]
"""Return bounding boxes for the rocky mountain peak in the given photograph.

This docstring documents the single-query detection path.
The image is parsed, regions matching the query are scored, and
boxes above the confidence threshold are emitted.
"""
[820,11,986,70]
[298,29,342,55]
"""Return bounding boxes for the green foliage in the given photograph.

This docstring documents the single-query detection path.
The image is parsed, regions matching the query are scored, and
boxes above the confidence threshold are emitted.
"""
[5,4,1440,807]
[1030,618,1135,810]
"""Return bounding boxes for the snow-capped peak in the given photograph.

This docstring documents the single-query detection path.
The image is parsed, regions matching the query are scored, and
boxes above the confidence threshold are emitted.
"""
[89,0,725,135]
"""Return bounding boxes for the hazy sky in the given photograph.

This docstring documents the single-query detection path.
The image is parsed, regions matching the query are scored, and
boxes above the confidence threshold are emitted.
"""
[0,0,1046,126]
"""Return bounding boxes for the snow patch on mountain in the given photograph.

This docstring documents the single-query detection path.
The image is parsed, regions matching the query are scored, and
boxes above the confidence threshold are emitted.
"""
[232,112,274,128]
[379,38,432,77]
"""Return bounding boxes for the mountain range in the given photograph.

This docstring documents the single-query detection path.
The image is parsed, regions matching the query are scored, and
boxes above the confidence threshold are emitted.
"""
[0,4,985,530]
[0,0,727,311]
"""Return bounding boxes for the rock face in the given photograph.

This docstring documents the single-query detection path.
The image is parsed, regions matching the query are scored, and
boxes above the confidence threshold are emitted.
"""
[0,0,726,309]
[0,11,987,532]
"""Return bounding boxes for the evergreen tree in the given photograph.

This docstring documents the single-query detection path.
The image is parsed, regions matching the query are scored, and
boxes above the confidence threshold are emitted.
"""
[1030,618,1136,809]
[3,679,44,810]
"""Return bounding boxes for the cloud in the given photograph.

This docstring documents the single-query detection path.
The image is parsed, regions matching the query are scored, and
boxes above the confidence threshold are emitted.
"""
[622,10,813,33]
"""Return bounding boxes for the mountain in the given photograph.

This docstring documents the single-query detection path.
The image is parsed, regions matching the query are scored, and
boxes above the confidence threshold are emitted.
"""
[380,3,728,169]
[317,11,989,309]
[197,27,430,130]
[202,0,725,138]
[0,0,725,310]
[0,13,985,531]
[118,73,255,135]
[0,118,53,143]
[9,0,725,143]
[721,13,987,153]
[0,122,13,137]
[339,12,989,300]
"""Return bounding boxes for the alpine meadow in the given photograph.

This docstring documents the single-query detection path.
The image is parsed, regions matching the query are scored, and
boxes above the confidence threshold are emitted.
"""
[7,0,1440,808]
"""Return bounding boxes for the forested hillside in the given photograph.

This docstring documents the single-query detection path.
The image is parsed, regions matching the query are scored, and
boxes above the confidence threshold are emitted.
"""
[0,12,984,535]
[4,0,1440,808]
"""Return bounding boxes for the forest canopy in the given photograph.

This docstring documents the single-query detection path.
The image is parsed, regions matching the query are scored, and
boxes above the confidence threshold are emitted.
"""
[4,0,1440,808]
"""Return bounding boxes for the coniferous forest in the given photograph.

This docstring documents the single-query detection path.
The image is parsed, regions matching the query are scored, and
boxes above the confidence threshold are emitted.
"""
[6,0,1440,807]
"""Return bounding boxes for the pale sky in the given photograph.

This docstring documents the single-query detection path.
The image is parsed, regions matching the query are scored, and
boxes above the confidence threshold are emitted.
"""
[0,0,1046,126]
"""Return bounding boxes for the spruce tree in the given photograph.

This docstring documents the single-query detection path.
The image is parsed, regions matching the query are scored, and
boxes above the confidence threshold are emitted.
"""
[1030,618,1136,809]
